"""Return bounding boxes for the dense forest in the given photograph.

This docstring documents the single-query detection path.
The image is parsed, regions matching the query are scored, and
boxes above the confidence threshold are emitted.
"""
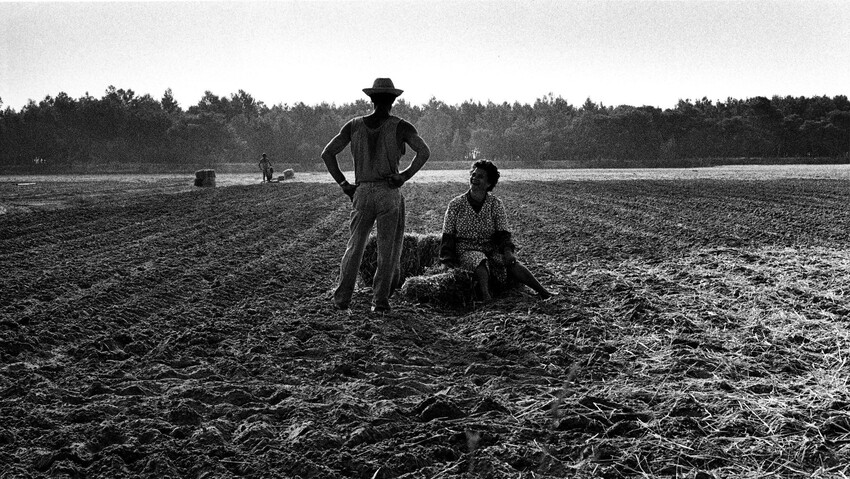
[1,86,849,173]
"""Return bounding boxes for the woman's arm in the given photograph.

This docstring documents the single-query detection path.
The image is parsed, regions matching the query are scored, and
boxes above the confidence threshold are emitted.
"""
[492,198,515,254]
[493,230,515,254]
[439,233,459,268]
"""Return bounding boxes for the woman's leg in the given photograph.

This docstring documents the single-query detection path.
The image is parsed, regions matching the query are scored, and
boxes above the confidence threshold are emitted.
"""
[474,260,493,302]
[508,262,553,299]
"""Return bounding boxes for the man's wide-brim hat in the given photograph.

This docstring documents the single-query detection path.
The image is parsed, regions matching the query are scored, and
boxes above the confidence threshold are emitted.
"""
[363,78,403,97]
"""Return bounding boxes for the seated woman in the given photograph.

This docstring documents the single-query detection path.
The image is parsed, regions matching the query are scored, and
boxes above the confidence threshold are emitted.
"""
[439,160,554,302]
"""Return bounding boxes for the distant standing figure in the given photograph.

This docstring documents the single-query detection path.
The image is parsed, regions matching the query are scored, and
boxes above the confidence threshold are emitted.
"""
[322,78,431,314]
[259,153,274,182]
[440,160,554,302]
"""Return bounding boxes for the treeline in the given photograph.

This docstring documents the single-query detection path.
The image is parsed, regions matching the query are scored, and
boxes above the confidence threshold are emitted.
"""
[1,86,849,173]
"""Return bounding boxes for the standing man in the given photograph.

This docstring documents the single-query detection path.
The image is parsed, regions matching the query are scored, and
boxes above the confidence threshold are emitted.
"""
[259,153,274,183]
[322,78,431,313]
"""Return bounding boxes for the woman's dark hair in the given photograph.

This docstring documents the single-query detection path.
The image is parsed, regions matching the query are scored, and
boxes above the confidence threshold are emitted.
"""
[471,159,500,191]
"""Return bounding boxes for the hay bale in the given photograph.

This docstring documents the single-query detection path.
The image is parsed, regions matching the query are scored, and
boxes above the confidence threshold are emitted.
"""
[357,231,514,306]
[401,233,422,276]
[400,269,475,308]
[358,233,441,287]
[359,237,378,286]
[194,169,216,187]
[416,233,442,270]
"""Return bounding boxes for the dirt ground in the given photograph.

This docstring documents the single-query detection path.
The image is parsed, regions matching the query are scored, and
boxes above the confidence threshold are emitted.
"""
[1,170,850,478]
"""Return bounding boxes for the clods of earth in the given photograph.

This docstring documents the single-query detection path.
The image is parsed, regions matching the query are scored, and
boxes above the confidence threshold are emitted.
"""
[1,175,850,478]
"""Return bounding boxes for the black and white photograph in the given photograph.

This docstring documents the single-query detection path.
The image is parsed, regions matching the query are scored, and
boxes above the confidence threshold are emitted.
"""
[1,1,849,477]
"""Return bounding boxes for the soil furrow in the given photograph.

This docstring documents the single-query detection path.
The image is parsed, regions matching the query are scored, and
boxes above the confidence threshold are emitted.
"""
[2,175,850,478]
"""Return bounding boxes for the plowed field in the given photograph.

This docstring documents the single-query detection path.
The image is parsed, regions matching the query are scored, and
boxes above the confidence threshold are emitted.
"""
[1,171,849,478]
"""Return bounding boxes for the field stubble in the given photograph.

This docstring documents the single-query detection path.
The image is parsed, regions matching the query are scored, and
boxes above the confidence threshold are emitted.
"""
[1,172,849,478]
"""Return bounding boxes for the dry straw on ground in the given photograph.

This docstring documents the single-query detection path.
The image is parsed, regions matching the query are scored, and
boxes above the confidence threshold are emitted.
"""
[4,176,849,478]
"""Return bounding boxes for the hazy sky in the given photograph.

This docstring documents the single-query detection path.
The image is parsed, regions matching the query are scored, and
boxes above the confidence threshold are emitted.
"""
[1,0,849,111]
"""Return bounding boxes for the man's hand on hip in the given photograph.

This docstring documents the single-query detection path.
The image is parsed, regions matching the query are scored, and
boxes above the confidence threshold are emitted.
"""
[340,181,358,201]
[387,173,406,189]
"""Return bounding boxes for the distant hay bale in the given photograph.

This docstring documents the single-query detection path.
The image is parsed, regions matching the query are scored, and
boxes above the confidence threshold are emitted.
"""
[358,232,442,287]
[400,269,475,308]
[194,169,216,187]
